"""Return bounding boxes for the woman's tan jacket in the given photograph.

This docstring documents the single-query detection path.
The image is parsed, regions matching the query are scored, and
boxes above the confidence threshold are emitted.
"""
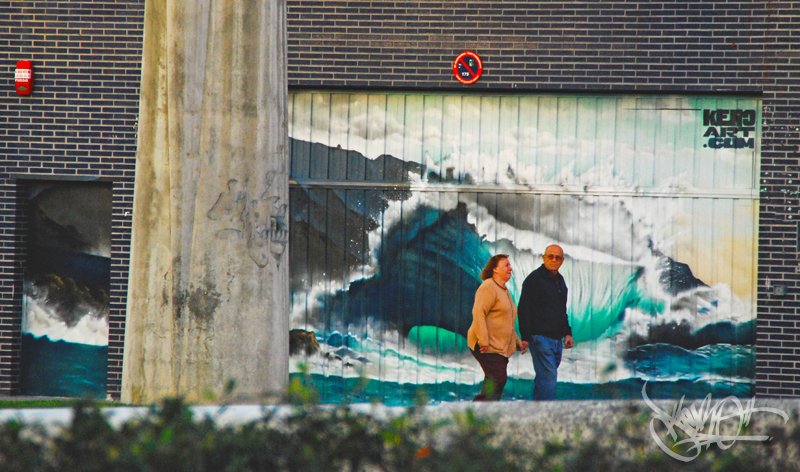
[467,278,520,358]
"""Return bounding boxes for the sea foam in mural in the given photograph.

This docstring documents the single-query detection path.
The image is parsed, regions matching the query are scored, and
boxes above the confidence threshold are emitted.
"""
[288,92,760,404]
[20,182,111,397]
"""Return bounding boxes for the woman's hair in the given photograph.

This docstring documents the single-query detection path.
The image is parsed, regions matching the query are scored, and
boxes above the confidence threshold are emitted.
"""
[480,254,509,280]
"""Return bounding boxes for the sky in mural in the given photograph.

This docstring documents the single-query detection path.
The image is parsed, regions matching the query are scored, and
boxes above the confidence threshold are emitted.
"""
[288,92,760,404]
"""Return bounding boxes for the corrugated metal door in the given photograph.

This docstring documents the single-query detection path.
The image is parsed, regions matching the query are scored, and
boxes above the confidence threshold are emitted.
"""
[288,91,760,404]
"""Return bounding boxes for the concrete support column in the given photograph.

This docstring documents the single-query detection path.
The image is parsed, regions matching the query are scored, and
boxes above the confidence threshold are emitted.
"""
[122,0,288,403]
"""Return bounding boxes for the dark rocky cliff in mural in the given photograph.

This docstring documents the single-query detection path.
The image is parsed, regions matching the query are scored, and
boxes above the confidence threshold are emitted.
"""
[289,138,424,295]
[308,202,489,336]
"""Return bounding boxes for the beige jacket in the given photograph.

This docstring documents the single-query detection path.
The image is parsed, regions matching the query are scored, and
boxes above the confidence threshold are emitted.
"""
[467,278,520,358]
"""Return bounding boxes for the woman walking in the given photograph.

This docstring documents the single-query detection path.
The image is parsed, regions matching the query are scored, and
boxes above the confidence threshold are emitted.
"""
[467,254,528,401]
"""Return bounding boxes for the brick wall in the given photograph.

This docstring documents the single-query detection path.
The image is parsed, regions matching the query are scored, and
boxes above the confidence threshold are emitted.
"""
[0,1,144,398]
[0,1,797,399]
[286,0,800,397]
[287,1,770,92]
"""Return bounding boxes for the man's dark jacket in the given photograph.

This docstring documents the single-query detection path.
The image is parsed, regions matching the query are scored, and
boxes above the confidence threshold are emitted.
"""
[518,264,572,341]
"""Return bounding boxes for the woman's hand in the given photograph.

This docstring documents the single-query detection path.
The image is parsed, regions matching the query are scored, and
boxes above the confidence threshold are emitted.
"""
[517,340,529,353]
[479,344,491,353]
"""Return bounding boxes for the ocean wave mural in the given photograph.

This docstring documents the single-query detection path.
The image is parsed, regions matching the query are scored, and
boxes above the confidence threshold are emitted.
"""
[20,182,111,398]
[288,92,761,404]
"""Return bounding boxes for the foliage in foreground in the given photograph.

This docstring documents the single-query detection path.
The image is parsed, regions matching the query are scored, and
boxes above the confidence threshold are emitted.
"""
[0,395,797,471]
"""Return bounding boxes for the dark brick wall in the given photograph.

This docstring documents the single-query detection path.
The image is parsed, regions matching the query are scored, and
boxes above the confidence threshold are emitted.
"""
[286,1,800,397]
[287,1,772,92]
[0,1,797,399]
[0,1,144,398]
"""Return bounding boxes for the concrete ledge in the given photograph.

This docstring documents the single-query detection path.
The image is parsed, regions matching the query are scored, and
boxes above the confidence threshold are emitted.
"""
[1,395,797,465]
[2,397,796,438]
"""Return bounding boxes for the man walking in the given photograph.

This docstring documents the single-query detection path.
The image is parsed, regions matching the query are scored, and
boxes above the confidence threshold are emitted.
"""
[518,244,574,400]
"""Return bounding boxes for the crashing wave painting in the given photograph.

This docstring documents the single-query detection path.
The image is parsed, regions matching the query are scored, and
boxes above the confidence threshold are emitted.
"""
[287,92,760,404]
[20,182,111,398]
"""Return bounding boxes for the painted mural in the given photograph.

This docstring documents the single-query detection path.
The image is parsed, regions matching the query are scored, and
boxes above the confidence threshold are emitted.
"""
[288,92,761,404]
[20,181,111,398]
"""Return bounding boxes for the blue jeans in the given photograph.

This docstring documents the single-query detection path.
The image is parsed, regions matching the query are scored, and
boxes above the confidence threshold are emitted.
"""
[530,335,563,401]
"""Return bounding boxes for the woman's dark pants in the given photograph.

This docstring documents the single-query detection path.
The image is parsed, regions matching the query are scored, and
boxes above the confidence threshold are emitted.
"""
[470,344,508,401]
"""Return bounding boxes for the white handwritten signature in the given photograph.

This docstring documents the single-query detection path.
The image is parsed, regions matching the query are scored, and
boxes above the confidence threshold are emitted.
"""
[642,382,789,462]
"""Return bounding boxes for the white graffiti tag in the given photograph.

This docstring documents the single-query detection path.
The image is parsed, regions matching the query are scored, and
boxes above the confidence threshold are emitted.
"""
[642,383,789,462]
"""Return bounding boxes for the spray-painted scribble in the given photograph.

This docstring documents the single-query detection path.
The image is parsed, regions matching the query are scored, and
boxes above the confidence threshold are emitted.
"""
[208,171,288,267]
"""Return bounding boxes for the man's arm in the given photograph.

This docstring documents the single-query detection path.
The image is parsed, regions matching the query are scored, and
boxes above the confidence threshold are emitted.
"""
[517,276,534,341]
[562,278,573,348]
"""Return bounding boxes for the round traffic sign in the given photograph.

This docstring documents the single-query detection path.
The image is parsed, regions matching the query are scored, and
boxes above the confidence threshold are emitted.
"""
[452,51,483,85]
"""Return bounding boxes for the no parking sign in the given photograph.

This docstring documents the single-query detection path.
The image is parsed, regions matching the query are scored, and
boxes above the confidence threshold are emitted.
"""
[452,51,483,85]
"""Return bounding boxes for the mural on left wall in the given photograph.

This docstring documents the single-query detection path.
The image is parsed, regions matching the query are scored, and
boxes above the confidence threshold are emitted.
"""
[20,181,111,398]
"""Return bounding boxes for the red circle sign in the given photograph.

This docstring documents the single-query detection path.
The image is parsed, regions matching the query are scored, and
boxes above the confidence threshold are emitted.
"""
[452,51,483,85]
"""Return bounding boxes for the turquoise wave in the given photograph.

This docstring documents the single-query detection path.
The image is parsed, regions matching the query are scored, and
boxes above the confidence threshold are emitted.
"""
[293,198,754,404]
[624,343,755,379]
[312,204,491,337]
[407,325,468,355]
[290,373,755,405]
[311,204,693,345]
[552,259,653,342]
[19,334,107,398]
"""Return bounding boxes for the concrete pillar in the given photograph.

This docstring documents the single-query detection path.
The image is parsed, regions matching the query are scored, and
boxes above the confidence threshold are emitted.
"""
[122,0,288,403]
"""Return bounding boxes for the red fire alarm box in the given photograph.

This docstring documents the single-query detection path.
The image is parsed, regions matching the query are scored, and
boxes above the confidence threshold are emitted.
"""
[15,60,33,95]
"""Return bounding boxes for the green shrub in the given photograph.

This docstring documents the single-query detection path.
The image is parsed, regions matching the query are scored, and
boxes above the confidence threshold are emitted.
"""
[0,420,47,471]
[0,396,797,471]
